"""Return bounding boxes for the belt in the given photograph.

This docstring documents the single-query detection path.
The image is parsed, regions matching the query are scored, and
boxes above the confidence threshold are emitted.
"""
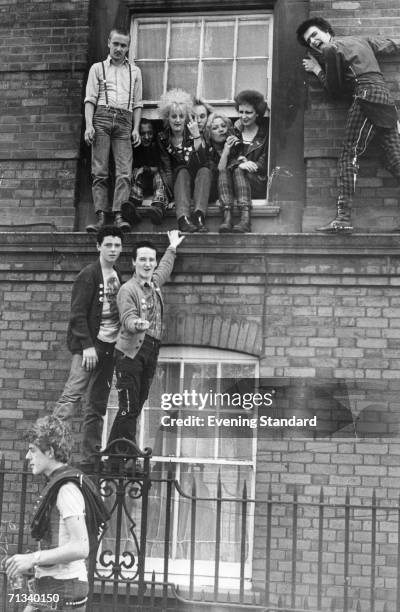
[98,105,132,115]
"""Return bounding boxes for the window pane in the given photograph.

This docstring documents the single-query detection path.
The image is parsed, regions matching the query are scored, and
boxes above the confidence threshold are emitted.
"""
[204,20,235,58]
[167,61,198,93]
[237,21,270,57]
[137,61,164,100]
[236,60,268,99]
[137,23,167,59]
[170,21,201,58]
[203,61,233,100]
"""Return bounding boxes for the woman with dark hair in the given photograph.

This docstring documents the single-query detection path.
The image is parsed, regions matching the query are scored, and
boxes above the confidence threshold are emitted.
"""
[157,88,212,233]
[229,89,269,232]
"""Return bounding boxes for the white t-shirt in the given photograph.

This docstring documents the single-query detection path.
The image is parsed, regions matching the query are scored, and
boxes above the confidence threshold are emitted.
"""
[97,269,120,343]
[35,482,88,581]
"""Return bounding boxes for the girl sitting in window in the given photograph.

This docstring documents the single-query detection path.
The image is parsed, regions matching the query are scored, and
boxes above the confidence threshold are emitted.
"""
[157,89,212,233]
[205,112,252,233]
[230,90,269,228]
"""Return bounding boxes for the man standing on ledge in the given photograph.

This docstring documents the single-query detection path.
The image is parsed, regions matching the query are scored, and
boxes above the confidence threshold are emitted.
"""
[297,17,400,233]
[54,226,123,472]
[84,28,143,233]
[107,230,184,452]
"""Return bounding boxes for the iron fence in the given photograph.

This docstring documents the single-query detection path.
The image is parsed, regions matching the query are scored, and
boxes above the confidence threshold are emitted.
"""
[0,448,399,612]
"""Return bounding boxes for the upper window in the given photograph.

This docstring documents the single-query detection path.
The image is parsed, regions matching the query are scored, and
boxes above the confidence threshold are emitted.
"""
[130,13,273,114]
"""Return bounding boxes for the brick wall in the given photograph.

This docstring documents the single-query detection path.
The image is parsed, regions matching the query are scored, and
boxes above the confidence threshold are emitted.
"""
[0,233,399,608]
[0,0,90,229]
[302,0,400,232]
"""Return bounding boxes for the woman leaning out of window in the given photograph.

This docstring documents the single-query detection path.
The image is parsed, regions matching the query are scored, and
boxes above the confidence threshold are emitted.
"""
[157,89,212,233]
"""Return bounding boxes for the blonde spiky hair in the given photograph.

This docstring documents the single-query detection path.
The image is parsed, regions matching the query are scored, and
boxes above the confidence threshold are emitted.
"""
[158,88,193,127]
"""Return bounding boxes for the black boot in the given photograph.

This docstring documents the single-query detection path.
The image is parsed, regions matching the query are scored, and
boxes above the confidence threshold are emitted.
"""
[121,200,143,226]
[178,215,197,233]
[315,199,353,233]
[191,210,209,233]
[114,212,132,233]
[232,206,251,233]
[145,203,164,225]
[86,211,106,234]
[219,207,233,233]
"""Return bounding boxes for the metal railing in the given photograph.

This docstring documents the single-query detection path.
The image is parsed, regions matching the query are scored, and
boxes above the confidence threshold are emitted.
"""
[0,448,399,612]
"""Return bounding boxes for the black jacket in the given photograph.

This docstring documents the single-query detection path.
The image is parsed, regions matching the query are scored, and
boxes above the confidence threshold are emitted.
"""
[66,260,122,354]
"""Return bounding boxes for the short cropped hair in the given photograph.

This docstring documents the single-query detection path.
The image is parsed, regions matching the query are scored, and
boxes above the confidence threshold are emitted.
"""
[158,89,193,127]
[140,118,154,131]
[109,28,131,41]
[296,17,335,47]
[204,112,234,145]
[25,416,72,464]
[132,240,158,261]
[96,225,124,246]
[234,90,268,119]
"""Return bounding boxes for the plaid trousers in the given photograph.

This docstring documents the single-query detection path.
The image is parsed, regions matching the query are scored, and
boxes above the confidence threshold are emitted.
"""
[129,167,168,207]
[339,85,400,201]
[218,167,252,209]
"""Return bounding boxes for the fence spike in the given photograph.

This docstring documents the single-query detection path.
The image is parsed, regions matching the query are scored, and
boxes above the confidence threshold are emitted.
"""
[227,591,231,602]
[278,595,283,609]
[167,463,173,481]
[217,472,222,498]
[319,486,324,504]
[268,483,272,501]
[330,596,336,611]
[242,480,247,499]
[191,476,197,497]
[356,600,361,612]
[372,487,376,506]
[303,596,309,610]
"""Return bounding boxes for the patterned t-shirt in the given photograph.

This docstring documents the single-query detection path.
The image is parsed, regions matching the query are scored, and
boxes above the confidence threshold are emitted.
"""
[97,270,121,343]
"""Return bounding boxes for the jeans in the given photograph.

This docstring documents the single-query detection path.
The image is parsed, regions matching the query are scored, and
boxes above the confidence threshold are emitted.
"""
[28,576,88,612]
[53,340,115,461]
[174,166,212,219]
[91,106,133,213]
[108,336,160,447]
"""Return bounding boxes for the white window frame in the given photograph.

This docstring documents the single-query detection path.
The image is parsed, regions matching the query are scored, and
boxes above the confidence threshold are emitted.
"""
[103,346,259,591]
[130,12,273,118]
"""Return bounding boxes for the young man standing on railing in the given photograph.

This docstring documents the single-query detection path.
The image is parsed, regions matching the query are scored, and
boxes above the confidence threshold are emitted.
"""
[106,230,185,456]
[5,416,108,612]
[53,226,123,473]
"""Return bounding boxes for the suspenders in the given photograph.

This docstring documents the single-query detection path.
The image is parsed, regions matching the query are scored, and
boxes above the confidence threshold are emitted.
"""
[100,61,133,110]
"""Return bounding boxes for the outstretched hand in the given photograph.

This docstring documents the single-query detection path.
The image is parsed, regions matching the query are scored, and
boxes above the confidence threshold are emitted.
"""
[168,229,185,249]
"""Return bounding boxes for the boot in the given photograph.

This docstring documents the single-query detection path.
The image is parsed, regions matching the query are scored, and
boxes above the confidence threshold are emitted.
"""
[146,203,164,225]
[86,211,106,234]
[219,207,233,233]
[232,206,251,233]
[191,210,208,233]
[121,200,142,225]
[178,215,197,233]
[114,212,131,233]
[315,199,353,233]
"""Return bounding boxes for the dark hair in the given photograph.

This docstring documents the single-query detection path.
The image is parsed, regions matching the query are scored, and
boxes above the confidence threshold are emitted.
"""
[25,416,73,464]
[234,90,268,119]
[296,18,335,47]
[109,28,131,40]
[132,240,158,260]
[96,225,124,246]
[140,118,153,130]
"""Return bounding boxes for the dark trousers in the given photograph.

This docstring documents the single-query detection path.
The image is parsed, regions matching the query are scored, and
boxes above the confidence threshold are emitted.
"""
[54,339,115,461]
[108,336,160,447]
